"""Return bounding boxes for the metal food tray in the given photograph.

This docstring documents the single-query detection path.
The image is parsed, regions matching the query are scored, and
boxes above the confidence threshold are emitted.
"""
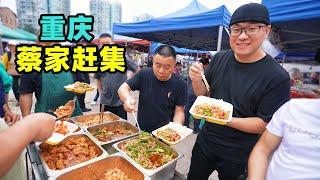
[71,111,121,128]
[189,95,233,125]
[54,153,145,180]
[113,135,183,177]
[86,121,140,146]
[37,133,107,177]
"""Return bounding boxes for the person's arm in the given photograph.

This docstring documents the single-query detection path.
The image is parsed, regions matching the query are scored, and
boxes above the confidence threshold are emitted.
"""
[0,113,55,176]
[248,130,282,180]
[118,83,135,112]
[3,103,20,124]
[248,99,289,179]
[227,117,267,134]
[173,105,185,125]
[3,103,11,114]
[119,69,143,112]
[172,78,187,125]
[4,94,9,103]
[189,63,208,96]
[19,93,33,117]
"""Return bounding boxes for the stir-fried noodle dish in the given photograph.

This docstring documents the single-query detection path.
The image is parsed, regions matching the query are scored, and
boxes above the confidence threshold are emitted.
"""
[119,132,176,169]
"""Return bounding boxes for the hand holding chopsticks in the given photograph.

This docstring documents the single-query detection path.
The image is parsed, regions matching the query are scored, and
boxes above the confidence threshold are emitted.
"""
[200,71,210,92]
[189,62,210,92]
[124,96,136,113]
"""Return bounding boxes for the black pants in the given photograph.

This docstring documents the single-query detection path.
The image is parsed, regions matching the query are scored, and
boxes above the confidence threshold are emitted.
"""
[184,92,200,132]
[184,93,195,127]
[12,75,20,101]
[77,93,86,109]
[188,142,247,180]
[100,104,127,120]
[93,90,99,102]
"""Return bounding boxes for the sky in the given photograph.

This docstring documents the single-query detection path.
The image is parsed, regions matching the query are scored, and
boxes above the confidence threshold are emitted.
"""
[1,0,261,23]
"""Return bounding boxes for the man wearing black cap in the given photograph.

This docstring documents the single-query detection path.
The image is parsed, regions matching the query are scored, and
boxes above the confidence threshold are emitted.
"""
[188,3,290,180]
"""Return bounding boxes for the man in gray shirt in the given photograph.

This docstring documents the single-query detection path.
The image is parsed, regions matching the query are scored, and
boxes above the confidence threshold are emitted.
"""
[94,41,139,119]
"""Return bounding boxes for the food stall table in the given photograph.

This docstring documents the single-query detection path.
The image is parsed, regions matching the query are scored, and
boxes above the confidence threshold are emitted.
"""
[26,142,186,180]
[25,111,188,180]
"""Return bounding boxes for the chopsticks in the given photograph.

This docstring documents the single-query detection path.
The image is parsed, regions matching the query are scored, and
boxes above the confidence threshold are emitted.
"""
[100,104,105,124]
[131,111,141,131]
[55,114,69,121]
[129,98,141,131]
[200,71,210,92]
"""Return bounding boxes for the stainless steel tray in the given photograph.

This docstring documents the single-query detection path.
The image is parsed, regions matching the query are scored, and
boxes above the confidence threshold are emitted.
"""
[71,111,121,128]
[86,120,140,146]
[55,153,145,180]
[113,135,183,177]
[37,133,107,177]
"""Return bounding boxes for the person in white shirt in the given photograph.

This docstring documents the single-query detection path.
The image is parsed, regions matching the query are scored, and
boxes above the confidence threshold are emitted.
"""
[248,99,320,180]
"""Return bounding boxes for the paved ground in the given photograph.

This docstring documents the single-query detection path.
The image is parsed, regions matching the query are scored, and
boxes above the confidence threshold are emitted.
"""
[8,77,218,180]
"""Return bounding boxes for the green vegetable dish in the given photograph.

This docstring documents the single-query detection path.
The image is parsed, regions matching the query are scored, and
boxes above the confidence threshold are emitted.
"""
[119,132,176,169]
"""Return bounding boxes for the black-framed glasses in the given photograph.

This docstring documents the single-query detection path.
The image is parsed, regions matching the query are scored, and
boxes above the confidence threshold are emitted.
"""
[229,26,266,37]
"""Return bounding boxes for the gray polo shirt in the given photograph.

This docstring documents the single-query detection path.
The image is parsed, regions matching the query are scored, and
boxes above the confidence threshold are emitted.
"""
[94,59,138,107]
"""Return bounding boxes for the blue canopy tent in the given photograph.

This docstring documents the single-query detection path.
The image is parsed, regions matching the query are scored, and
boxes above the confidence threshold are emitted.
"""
[150,42,208,55]
[262,0,320,59]
[149,0,210,55]
[113,3,231,51]
[161,0,209,18]
[275,52,315,62]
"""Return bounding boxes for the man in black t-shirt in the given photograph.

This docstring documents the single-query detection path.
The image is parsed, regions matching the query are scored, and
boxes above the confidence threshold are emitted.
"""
[188,3,290,180]
[118,45,187,132]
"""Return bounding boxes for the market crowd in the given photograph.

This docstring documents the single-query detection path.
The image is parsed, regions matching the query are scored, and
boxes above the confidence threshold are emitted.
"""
[0,3,319,180]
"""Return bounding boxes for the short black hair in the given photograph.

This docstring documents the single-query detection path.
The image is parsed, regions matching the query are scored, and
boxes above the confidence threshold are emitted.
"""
[155,45,176,60]
[99,33,112,39]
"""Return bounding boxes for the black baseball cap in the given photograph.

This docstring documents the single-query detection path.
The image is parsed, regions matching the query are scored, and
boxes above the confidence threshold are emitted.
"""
[230,3,270,27]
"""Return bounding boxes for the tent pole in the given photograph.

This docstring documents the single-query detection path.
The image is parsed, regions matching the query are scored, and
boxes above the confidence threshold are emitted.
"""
[282,53,286,66]
[217,25,223,51]
[148,41,153,64]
